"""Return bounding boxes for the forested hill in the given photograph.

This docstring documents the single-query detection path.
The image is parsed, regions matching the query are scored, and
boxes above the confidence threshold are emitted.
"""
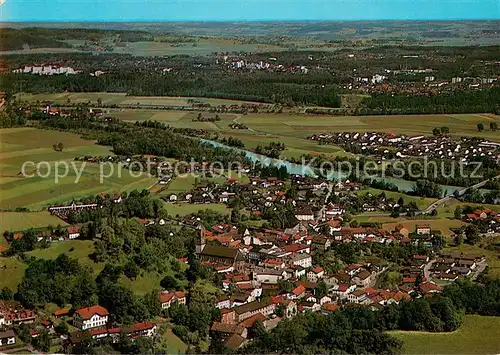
[0,27,153,51]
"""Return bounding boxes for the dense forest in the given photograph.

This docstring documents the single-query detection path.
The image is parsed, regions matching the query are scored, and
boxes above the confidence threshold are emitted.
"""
[0,27,153,51]
[359,87,500,115]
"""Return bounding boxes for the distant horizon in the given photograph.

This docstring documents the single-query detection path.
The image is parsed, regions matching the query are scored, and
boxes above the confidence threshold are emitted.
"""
[2,19,500,23]
[1,0,498,22]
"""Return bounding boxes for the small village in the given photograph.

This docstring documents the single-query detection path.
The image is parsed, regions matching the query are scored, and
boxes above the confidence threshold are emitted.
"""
[1,18,499,355]
[0,167,492,352]
[310,131,500,163]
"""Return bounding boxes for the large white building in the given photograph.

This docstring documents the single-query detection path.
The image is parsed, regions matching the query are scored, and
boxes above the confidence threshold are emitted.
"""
[73,306,109,330]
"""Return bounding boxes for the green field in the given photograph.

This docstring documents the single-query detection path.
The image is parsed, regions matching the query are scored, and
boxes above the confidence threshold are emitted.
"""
[109,108,500,156]
[15,92,272,108]
[17,93,500,160]
[0,211,68,234]
[382,219,466,238]
[166,203,230,217]
[436,199,500,219]
[26,240,105,274]
[0,257,27,290]
[0,128,156,210]
[355,188,437,210]
[390,315,500,355]
[157,326,188,354]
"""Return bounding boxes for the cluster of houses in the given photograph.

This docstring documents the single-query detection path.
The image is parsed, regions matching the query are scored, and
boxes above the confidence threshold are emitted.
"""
[164,175,328,218]
[464,208,500,233]
[310,132,500,163]
[12,65,80,75]
[215,54,310,74]
[0,302,159,351]
[2,225,81,248]
[164,174,387,222]
[429,252,485,281]
[68,306,158,346]
[0,302,37,349]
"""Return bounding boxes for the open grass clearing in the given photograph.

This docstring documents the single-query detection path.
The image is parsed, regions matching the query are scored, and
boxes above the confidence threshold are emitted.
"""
[436,199,500,219]
[156,326,188,354]
[0,212,67,233]
[166,203,230,217]
[15,92,273,107]
[0,128,155,209]
[382,219,466,238]
[26,240,104,274]
[0,257,27,290]
[389,315,500,355]
[355,188,437,210]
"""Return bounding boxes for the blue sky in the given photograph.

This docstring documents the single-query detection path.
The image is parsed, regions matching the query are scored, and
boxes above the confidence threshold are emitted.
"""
[1,0,498,22]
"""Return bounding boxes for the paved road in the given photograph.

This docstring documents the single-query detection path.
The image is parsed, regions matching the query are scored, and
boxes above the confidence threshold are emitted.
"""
[472,261,488,280]
[422,174,500,214]
[423,259,437,281]
[316,183,334,222]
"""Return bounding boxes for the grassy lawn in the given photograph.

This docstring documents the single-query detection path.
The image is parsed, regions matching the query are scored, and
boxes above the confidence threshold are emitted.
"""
[156,326,188,354]
[0,128,156,210]
[26,240,104,274]
[0,211,67,233]
[382,219,466,238]
[120,263,188,295]
[165,203,230,217]
[389,315,500,355]
[437,199,500,219]
[355,188,437,210]
[15,92,273,107]
[0,240,104,292]
[0,257,27,290]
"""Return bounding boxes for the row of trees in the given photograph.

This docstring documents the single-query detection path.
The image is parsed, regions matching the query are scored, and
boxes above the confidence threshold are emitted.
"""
[241,279,500,354]
[359,87,500,115]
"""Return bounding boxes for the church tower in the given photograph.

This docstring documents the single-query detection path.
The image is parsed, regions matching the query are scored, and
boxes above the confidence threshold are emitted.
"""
[195,225,206,255]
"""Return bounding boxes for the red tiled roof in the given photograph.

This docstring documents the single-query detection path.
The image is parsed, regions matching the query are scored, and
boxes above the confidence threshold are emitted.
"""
[311,267,324,274]
[282,244,308,253]
[364,288,377,295]
[89,328,108,337]
[75,305,109,320]
[238,313,267,328]
[270,295,284,304]
[133,321,155,332]
[53,308,70,317]
[292,285,306,296]
[264,258,283,265]
[419,281,442,293]
[338,285,349,292]
[159,291,185,303]
[321,303,339,312]
[67,225,80,234]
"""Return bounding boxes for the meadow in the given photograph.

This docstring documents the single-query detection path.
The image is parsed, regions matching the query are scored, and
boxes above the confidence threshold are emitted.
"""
[16,92,500,160]
[106,108,500,157]
[15,92,273,108]
[0,127,156,210]
[355,188,437,210]
[0,211,68,234]
[389,315,500,355]
[381,219,466,238]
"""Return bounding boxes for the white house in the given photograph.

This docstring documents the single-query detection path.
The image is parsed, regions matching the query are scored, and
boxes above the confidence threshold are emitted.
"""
[159,291,186,309]
[307,267,325,282]
[289,253,312,269]
[331,284,356,299]
[67,225,80,239]
[73,306,109,330]
[0,330,15,347]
